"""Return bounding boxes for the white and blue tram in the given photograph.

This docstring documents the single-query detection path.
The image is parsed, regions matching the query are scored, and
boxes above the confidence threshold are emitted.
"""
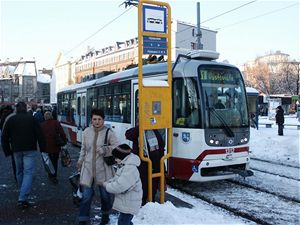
[57,50,252,182]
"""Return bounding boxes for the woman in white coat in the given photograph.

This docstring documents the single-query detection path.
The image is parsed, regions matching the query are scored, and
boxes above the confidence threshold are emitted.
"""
[103,144,142,225]
[77,108,119,225]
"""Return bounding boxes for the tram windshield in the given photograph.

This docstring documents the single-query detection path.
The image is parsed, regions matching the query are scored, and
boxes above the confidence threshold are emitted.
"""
[199,65,249,128]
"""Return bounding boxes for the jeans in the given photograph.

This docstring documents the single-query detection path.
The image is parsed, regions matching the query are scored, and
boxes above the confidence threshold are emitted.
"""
[13,150,38,201]
[118,213,134,225]
[79,184,113,222]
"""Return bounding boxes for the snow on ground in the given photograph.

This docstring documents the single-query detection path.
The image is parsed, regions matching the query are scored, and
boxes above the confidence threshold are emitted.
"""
[93,115,299,225]
[251,115,299,166]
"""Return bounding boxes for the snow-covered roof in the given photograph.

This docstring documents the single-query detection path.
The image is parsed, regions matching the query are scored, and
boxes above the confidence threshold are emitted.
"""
[14,62,36,76]
[37,73,51,83]
[246,87,259,94]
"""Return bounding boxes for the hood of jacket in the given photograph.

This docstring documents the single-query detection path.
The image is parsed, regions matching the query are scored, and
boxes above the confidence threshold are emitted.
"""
[120,153,141,167]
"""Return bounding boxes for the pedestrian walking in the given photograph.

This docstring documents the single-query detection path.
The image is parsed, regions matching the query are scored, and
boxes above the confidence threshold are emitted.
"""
[125,126,165,205]
[34,107,44,124]
[1,101,45,209]
[0,105,16,181]
[41,111,67,184]
[275,105,285,136]
[103,144,142,225]
[77,108,119,225]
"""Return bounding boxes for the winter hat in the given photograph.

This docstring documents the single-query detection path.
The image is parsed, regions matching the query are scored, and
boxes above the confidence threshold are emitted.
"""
[112,144,131,160]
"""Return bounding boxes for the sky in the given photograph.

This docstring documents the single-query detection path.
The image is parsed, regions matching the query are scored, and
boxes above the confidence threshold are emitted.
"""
[94,115,299,224]
[0,0,299,69]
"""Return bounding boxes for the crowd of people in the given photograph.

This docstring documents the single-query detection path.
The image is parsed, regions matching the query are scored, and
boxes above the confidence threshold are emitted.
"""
[0,102,166,225]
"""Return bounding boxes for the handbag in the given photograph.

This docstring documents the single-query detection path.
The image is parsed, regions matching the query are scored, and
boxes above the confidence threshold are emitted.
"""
[55,123,67,147]
[56,134,67,147]
[41,152,55,175]
[103,128,116,166]
[60,147,71,167]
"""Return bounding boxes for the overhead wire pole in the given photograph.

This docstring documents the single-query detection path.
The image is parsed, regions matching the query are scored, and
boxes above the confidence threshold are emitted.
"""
[196,2,203,50]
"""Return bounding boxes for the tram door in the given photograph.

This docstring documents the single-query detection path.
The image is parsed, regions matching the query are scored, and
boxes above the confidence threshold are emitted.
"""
[77,91,87,143]
[133,84,139,126]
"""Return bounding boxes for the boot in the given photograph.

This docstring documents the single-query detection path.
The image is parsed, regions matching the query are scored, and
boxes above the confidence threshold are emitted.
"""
[100,213,109,225]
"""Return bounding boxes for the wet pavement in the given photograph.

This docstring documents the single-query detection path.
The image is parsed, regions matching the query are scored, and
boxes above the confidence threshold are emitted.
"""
[0,144,96,225]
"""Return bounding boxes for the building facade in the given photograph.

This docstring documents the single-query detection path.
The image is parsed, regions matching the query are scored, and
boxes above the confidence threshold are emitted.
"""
[0,60,51,105]
[74,20,217,83]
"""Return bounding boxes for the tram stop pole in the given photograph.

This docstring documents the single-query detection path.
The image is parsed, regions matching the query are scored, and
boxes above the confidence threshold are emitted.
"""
[138,0,172,204]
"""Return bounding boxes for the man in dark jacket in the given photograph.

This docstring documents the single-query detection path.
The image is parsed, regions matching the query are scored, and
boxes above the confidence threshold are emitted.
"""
[275,105,285,136]
[1,101,45,209]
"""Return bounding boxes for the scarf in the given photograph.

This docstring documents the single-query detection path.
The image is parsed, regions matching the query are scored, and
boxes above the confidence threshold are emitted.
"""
[145,130,159,152]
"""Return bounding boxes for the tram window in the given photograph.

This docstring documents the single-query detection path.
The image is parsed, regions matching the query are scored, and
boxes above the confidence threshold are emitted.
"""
[99,87,104,96]
[122,83,130,93]
[77,97,81,115]
[173,78,200,128]
[105,95,113,121]
[112,94,122,122]
[82,96,86,116]
[114,85,121,94]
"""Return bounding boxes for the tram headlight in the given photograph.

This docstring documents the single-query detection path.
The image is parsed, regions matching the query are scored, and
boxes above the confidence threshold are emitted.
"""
[244,138,248,142]
[240,139,244,143]
[215,140,220,145]
[209,139,214,144]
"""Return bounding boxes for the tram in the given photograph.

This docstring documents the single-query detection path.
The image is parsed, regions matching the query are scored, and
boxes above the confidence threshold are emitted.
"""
[57,50,252,182]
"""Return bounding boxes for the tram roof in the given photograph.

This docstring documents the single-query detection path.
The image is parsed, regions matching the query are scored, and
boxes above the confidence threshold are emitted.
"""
[58,57,239,93]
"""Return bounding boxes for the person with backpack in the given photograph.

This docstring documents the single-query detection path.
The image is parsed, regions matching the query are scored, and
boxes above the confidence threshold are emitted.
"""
[77,108,119,225]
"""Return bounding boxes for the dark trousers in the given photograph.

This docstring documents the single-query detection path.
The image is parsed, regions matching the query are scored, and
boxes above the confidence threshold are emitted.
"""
[48,152,59,177]
[118,213,134,225]
[139,162,160,205]
[278,124,284,135]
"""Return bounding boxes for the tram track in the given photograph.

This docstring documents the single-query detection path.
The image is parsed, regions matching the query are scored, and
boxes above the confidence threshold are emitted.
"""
[168,178,300,225]
[250,167,300,181]
[227,179,300,203]
[250,157,300,181]
[251,157,300,169]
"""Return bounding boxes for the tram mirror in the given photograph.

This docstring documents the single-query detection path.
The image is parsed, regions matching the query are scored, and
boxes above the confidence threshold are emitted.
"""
[152,101,161,115]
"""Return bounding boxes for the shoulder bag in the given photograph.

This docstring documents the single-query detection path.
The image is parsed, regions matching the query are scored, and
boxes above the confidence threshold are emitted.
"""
[103,128,116,166]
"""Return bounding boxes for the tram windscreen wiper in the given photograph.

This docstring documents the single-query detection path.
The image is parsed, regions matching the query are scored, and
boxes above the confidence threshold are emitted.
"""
[210,107,234,137]
[204,91,234,137]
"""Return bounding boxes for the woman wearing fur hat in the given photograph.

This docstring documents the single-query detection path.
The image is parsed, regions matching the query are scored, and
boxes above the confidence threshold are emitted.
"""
[103,144,142,225]
[77,108,120,225]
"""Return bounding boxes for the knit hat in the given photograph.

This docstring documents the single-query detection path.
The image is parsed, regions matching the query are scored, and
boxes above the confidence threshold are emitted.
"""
[112,144,131,160]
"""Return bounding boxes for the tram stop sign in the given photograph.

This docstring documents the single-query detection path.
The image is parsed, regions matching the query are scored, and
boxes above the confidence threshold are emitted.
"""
[143,5,167,55]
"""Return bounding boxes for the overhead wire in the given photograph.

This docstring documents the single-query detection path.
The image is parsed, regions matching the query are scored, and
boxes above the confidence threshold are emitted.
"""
[173,0,258,35]
[215,3,299,30]
[65,6,133,55]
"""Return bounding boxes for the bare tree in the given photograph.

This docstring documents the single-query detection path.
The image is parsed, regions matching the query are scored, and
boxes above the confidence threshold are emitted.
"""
[244,61,271,95]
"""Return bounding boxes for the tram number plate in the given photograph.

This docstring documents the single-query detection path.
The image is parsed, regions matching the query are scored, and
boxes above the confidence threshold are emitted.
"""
[223,148,234,161]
